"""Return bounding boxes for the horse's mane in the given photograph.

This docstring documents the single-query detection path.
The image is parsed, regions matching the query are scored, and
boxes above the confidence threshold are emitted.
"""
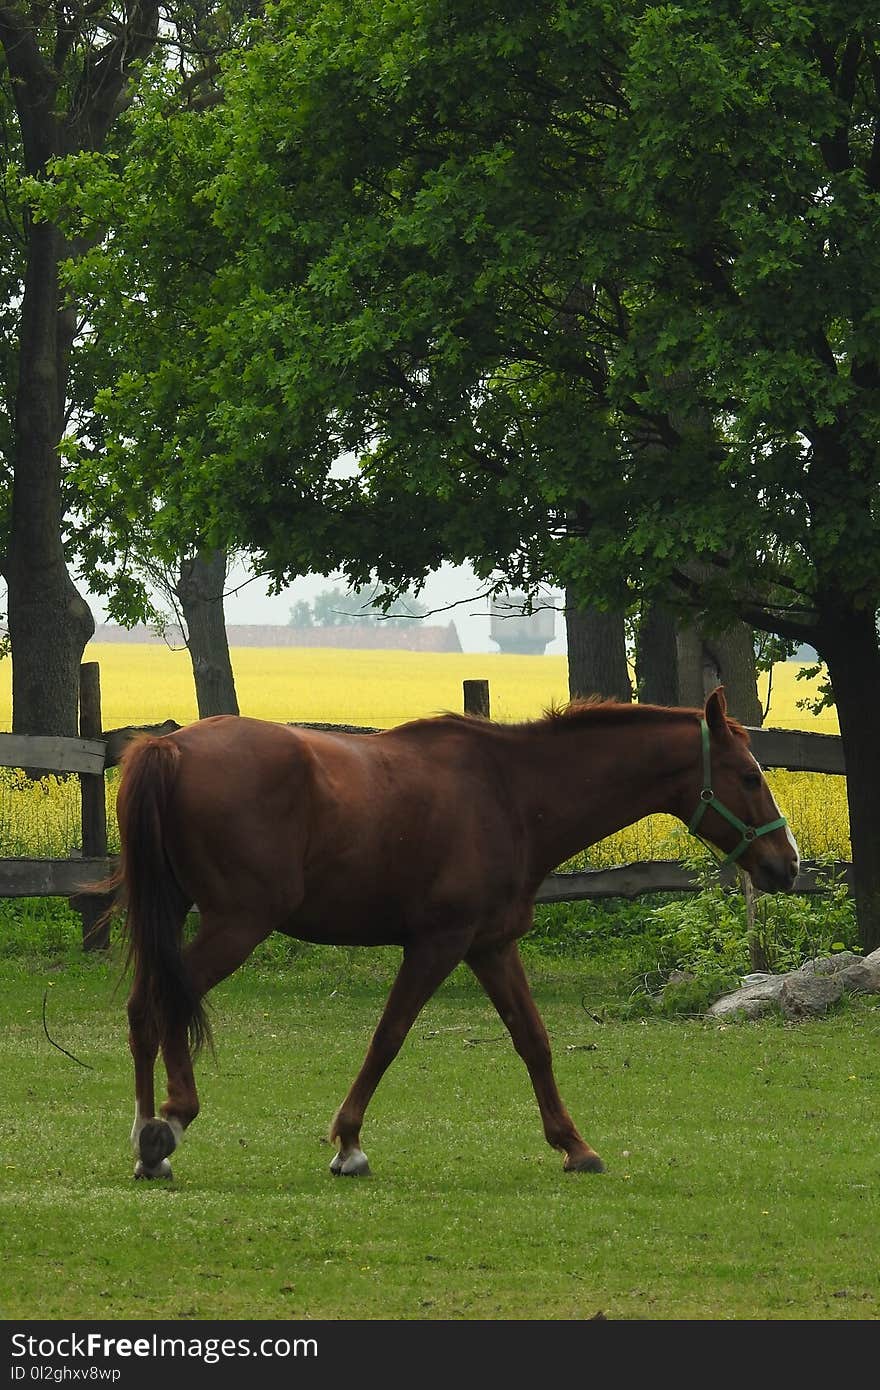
[414,697,747,741]
[542,696,693,725]
[534,696,748,740]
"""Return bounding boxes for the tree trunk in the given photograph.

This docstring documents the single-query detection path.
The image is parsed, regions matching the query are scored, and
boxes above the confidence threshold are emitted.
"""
[7,222,94,736]
[565,590,631,701]
[701,624,763,726]
[818,605,880,953]
[176,548,240,718]
[636,602,679,705]
[676,619,762,725]
[675,622,705,708]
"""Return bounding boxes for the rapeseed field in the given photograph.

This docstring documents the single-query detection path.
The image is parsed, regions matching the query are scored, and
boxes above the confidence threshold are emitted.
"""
[0,645,848,862]
[0,640,843,732]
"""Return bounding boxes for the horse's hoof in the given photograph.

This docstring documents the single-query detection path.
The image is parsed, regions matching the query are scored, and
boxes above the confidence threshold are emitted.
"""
[564,1152,605,1173]
[134,1157,173,1180]
[330,1148,371,1177]
[139,1118,177,1171]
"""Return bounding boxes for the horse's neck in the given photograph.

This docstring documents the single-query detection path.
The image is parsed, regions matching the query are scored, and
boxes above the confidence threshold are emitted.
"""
[509,713,695,876]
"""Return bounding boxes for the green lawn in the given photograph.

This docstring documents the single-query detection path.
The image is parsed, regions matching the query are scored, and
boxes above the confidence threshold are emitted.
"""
[1,941,879,1321]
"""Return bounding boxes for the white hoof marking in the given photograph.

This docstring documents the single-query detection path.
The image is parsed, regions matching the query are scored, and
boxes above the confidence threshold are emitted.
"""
[163,1116,184,1147]
[134,1158,173,1180]
[131,1105,147,1153]
[330,1148,370,1177]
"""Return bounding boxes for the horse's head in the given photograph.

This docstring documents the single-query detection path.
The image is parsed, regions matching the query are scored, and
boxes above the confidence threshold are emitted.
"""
[687,688,800,894]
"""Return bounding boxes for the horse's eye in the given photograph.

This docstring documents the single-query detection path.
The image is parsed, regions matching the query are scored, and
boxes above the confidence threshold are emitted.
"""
[742,772,762,790]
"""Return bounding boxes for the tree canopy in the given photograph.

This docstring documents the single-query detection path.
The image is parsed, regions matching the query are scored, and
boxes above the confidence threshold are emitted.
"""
[69,2,880,634]
[50,0,880,942]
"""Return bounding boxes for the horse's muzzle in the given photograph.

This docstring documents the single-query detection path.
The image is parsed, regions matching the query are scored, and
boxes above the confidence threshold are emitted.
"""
[749,853,799,894]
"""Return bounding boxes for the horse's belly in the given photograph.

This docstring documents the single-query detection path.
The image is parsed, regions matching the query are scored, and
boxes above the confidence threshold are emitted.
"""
[283,855,525,949]
[282,889,411,947]
[277,917,406,948]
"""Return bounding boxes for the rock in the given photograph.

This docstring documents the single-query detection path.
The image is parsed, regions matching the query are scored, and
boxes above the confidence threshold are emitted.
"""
[836,959,880,995]
[798,951,862,976]
[778,973,844,1019]
[709,949,880,1022]
[707,977,784,1020]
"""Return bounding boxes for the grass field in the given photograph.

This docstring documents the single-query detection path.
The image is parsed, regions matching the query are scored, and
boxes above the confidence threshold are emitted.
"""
[0,649,866,1323]
[1,945,878,1322]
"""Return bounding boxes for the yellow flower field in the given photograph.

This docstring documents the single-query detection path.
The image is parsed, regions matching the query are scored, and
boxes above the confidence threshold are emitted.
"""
[0,645,848,865]
[0,641,843,732]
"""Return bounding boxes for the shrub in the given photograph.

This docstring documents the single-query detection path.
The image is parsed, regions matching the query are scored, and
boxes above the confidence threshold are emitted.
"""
[630,856,858,1016]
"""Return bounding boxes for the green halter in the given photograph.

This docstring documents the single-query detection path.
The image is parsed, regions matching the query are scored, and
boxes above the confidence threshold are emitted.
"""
[688,718,788,867]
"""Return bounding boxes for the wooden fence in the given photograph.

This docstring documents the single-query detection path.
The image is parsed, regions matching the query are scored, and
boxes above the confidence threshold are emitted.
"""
[0,668,850,949]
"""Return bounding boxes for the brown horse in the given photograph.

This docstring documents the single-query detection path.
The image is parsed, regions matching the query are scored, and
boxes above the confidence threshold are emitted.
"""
[115,687,798,1181]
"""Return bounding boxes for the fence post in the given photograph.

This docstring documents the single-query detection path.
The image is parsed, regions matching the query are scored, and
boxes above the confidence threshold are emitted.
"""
[463,679,490,718]
[78,662,109,950]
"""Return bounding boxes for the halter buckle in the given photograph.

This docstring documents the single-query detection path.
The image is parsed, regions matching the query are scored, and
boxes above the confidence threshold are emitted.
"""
[690,718,788,869]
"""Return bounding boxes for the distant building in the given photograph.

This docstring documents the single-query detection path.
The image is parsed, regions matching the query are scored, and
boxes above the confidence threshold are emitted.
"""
[93,623,462,653]
[489,595,555,655]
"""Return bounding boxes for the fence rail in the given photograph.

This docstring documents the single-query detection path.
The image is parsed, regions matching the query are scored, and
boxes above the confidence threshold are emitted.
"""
[0,853,848,907]
[745,726,845,775]
[0,668,850,948]
[0,856,112,898]
[0,733,106,776]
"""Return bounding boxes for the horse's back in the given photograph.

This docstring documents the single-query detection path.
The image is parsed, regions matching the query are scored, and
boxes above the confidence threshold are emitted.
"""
[157,714,523,944]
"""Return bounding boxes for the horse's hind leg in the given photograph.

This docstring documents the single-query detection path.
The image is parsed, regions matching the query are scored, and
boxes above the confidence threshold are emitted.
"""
[467,940,604,1174]
[137,912,271,1179]
[330,934,468,1176]
[128,987,169,1179]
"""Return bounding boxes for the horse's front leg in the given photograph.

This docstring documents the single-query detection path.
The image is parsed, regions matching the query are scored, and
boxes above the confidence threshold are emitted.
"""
[467,940,604,1174]
[330,932,469,1176]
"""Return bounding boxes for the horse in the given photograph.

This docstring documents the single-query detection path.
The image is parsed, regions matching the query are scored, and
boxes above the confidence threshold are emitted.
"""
[113,686,799,1181]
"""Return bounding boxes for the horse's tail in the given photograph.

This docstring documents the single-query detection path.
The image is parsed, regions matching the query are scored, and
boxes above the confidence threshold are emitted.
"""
[114,736,211,1057]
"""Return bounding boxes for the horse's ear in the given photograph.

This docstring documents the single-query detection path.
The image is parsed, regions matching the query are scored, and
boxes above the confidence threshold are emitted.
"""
[705,686,730,739]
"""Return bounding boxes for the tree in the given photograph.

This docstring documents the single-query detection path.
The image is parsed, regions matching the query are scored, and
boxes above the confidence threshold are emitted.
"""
[202,2,880,941]
[57,3,880,944]
[608,2,880,943]
[286,583,430,628]
[170,549,240,718]
[288,600,314,628]
[636,604,763,726]
[565,598,631,702]
[0,2,261,736]
[0,4,166,734]
[308,585,429,626]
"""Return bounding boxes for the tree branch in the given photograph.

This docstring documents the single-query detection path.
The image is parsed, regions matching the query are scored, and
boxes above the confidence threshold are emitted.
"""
[66,0,160,150]
[667,566,819,643]
[837,32,862,107]
[0,5,58,169]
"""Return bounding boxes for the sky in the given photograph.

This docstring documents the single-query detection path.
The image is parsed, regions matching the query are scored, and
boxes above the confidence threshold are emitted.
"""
[87,559,569,656]
[80,449,568,653]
